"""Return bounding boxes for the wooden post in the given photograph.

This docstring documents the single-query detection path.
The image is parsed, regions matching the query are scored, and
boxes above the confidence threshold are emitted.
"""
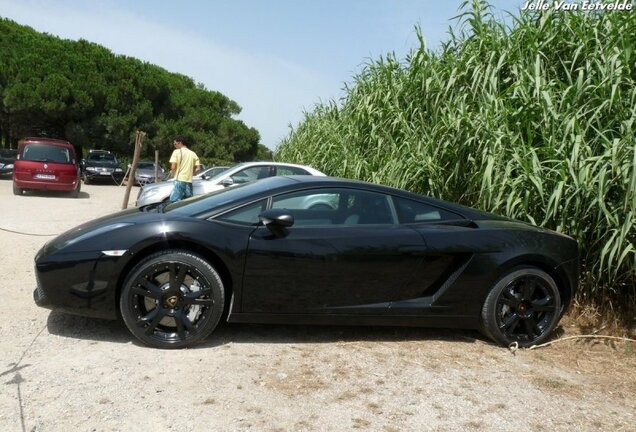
[154,149,159,182]
[122,131,146,209]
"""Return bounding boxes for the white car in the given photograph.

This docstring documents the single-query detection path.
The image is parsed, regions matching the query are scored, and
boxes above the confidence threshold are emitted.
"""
[135,161,325,207]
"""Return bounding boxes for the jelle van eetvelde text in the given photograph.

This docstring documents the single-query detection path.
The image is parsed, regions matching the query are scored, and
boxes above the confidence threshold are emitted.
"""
[522,0,633,11]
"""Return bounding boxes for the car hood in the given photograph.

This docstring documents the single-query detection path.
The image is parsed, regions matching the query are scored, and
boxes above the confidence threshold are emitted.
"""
[38,208,171,257]
[0,156,15,164]
[143,178,208,190]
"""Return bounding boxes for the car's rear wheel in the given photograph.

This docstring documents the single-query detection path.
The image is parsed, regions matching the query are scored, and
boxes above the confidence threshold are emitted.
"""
[13,183,23,196]
[70,181,81,198]
[481,267,561,347]
[120,250,225,349]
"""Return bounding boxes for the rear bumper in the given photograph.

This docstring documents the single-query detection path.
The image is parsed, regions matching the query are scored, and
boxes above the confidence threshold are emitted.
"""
[14,179,77,191]
[555,257,580,312]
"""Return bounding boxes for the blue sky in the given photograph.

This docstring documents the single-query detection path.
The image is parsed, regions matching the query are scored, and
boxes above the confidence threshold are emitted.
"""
[0,0,523,149]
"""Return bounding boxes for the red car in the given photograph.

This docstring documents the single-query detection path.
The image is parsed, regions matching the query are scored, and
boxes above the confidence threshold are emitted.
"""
[13,137,81,197]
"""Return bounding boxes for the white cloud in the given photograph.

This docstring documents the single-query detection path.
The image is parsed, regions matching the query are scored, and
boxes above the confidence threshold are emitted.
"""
[0,0,334,149]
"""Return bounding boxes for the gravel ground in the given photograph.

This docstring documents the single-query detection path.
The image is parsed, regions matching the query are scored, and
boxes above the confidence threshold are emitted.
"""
[0,176,634,432]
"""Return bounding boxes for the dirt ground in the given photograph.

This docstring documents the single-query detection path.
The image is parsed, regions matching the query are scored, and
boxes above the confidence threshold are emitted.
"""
[0,176,634,432]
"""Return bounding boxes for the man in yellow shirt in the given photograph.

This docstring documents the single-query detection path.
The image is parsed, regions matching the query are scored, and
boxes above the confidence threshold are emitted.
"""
[169,136,201,201]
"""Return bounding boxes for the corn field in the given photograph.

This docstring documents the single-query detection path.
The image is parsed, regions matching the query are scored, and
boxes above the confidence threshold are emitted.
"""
[276,1,636,311]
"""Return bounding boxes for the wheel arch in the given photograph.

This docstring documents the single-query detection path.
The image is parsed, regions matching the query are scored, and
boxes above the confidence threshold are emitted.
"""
[495,254,573,314]
[114,239,234,318]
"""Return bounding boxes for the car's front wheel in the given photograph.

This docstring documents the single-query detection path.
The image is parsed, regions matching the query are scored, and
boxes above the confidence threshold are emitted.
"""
[481,267,561,347]
[120,250,225,349]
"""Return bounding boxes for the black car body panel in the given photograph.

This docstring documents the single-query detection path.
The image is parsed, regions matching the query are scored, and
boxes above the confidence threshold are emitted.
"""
[0,149,17,175]
[34,176,579,339]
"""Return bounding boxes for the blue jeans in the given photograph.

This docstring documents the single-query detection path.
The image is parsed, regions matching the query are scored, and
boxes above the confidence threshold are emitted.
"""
[170,180,193,201]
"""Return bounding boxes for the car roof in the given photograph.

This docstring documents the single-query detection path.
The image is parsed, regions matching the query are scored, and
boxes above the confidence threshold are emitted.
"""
[22,137,74,148]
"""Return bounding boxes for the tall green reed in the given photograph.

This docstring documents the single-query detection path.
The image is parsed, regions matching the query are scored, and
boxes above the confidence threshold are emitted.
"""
[276,1,635,308]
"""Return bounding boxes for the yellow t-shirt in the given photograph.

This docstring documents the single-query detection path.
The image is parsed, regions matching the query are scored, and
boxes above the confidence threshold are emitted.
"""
[169,147,200,183]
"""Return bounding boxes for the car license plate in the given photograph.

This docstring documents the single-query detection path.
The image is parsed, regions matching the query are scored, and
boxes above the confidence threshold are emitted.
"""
[35,174,55,180]
[99,172,111,175]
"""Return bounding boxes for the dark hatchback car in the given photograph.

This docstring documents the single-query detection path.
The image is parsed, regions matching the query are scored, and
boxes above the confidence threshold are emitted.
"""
[13,137,81,197]
[0,148,17,175]
[33,176,579,349]
[81,150,125,184]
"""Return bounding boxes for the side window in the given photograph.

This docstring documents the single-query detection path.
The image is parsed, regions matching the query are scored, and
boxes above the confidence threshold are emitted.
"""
[271,188,395,226]
[230,166,271,184]
[216,199,267,226]
[275,166,309,176]
[393,196,461,223]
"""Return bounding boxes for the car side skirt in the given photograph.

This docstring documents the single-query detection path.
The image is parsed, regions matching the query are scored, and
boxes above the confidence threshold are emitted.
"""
[226,312,481,329]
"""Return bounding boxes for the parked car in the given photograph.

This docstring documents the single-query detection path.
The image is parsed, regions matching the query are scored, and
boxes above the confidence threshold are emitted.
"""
[135,161,325,207]
[194,165,229,180]
[133,160,167,185]
[13,137,81,197]
[0,148,17,176]
[33,175,579,349]
[81,150,125,184]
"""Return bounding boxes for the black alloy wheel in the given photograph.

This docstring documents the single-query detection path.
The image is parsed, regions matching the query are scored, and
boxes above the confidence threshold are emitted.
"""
[482,267,561,347]
[120,250,225,349]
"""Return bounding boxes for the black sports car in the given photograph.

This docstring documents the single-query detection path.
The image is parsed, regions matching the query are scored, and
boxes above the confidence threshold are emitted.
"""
[33,176,579,349]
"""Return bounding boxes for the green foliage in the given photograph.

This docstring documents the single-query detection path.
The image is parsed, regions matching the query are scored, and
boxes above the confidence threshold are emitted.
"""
[276,1,636,308]
[0,18,260,162]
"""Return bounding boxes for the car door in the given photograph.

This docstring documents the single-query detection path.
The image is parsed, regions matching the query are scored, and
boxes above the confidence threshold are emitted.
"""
[240,188,436,315]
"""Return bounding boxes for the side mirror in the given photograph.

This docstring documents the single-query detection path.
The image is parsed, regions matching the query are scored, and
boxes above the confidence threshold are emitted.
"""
[201,174,209,180]
[259,209,294,237]
[221,178,234,187]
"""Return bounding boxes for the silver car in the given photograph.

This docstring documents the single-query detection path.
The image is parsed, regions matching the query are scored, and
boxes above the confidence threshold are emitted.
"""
[135,161,326,207]
[134,161,167,185]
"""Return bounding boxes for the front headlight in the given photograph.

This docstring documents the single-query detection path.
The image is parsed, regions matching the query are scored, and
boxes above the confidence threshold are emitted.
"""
[86,167,98,172]
[5,164,13,169]
[115,168,123,172]
[140,187,165,200]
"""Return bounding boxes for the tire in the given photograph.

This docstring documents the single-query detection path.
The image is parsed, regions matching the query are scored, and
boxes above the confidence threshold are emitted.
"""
[83,174,90,185]
[70,181,81,198]
[120,250,225,349]
[481,266,561,348]
[13,182,23,196]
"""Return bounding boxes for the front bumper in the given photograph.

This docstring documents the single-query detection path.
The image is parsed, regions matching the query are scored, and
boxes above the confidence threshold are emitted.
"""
[84,171,125,182]
[33,283,52,308]
[33,250,123,320]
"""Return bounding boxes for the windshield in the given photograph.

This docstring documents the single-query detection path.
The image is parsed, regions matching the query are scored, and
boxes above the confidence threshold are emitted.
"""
[21,144,71,164]
[0,149,16,158]
[87,153,116,162]
[200,166,228,178]
[166,176,294,216]
[137,162,155,170]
